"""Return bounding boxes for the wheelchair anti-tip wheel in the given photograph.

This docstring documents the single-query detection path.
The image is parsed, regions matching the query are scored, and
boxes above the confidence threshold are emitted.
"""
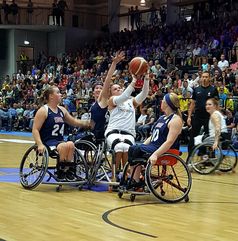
[187,142,222,174]
[145,153,192,203]
[19,145,49,190]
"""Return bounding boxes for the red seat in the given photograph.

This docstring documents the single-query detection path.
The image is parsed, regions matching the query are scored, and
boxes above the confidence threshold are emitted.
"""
[156,149,179,166]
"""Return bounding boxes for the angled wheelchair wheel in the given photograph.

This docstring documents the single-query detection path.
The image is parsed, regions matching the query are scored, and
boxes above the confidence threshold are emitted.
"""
[187,142,222,174]
[74,148,89,181]
[145,154,192,203]
[74,140,97,166]
[91,142,113,183]
[120,162,131,187]
[219,144,237,172]
[93,159,112,183]
[19,145,49,190]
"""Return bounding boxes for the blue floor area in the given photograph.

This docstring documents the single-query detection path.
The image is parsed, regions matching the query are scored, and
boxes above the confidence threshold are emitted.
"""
[0,168,20,183]
[0,167,109,191]
[0,130,32,137]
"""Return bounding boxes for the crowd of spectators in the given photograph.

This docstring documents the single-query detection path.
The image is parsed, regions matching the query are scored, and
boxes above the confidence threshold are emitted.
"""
[0,6,238,138]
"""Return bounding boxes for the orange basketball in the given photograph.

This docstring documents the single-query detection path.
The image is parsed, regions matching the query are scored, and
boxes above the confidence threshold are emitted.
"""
[129,57,148,76]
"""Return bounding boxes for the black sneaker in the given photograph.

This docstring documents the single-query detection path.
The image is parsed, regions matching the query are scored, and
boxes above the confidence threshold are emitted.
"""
[56,170,66,181]
[127,179,145,191]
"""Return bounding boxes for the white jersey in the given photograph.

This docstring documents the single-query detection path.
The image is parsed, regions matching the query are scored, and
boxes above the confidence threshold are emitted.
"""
[105,98,136,137]
[209,110,228,137]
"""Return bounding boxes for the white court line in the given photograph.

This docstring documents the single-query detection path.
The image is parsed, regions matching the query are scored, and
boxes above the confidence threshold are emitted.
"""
[0,139,34,144]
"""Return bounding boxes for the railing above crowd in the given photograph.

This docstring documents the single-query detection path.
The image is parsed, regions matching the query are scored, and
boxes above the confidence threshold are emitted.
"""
[0,6,108,30]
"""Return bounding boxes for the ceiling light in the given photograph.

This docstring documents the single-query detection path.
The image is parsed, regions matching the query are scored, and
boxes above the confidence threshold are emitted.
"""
[24,40,30,45]
[140,0,146,6]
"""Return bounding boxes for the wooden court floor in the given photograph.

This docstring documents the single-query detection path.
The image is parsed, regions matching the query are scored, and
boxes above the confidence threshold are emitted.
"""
[0,133,238,241]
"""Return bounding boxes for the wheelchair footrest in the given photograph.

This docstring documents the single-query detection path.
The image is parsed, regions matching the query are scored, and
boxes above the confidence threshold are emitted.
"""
[42,180,86,185]
[118,186,150,195]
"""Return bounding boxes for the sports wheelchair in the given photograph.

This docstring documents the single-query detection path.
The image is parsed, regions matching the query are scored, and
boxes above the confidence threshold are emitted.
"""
[19,144,88,191]
[118,150,192,203]
[74,137,119,189]
[186,138,237,175]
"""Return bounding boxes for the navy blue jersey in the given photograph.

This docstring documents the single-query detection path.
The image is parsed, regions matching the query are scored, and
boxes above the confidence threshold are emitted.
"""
[90,101,108,140]
[192,85,219,117]
[40,105,65,147]
[140,114,179,153]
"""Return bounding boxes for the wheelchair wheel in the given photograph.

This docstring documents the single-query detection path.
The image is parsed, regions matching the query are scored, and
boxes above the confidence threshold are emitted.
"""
[74,140,97,166]
[93,143,113,183]
[74,148,89,181]
[187,142,222,174]
[19,145,49,190]
[145,154,192,203]
[119,162,131,187]
[219,144,237,172]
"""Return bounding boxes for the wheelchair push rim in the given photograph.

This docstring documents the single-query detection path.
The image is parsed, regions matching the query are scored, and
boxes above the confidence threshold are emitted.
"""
[219,144,238,172]
[19,145,49,190]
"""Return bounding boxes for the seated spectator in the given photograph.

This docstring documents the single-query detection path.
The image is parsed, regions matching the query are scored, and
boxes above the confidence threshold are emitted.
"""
[224,109,236,138]
[200,44,209,59]
[211,60,222,76]
[15,103,24,130]
[0,103,12,131]
[28,103,38,130]
[192,43,201,66]
[218,54,229,72]
[8,103,18,130]
[174,73,182,88]
[22,104,31,131]
[182,80,193,97]
[134,76,143,95]
[4,85,13,105]
[201,57,209,71]
[218,86,228,108]
[135,107,147,140]
[137,107,156,141]
[62,92,76,115]
[225,93,234,111]
[150,78,159,94]
[151,63,165,78]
